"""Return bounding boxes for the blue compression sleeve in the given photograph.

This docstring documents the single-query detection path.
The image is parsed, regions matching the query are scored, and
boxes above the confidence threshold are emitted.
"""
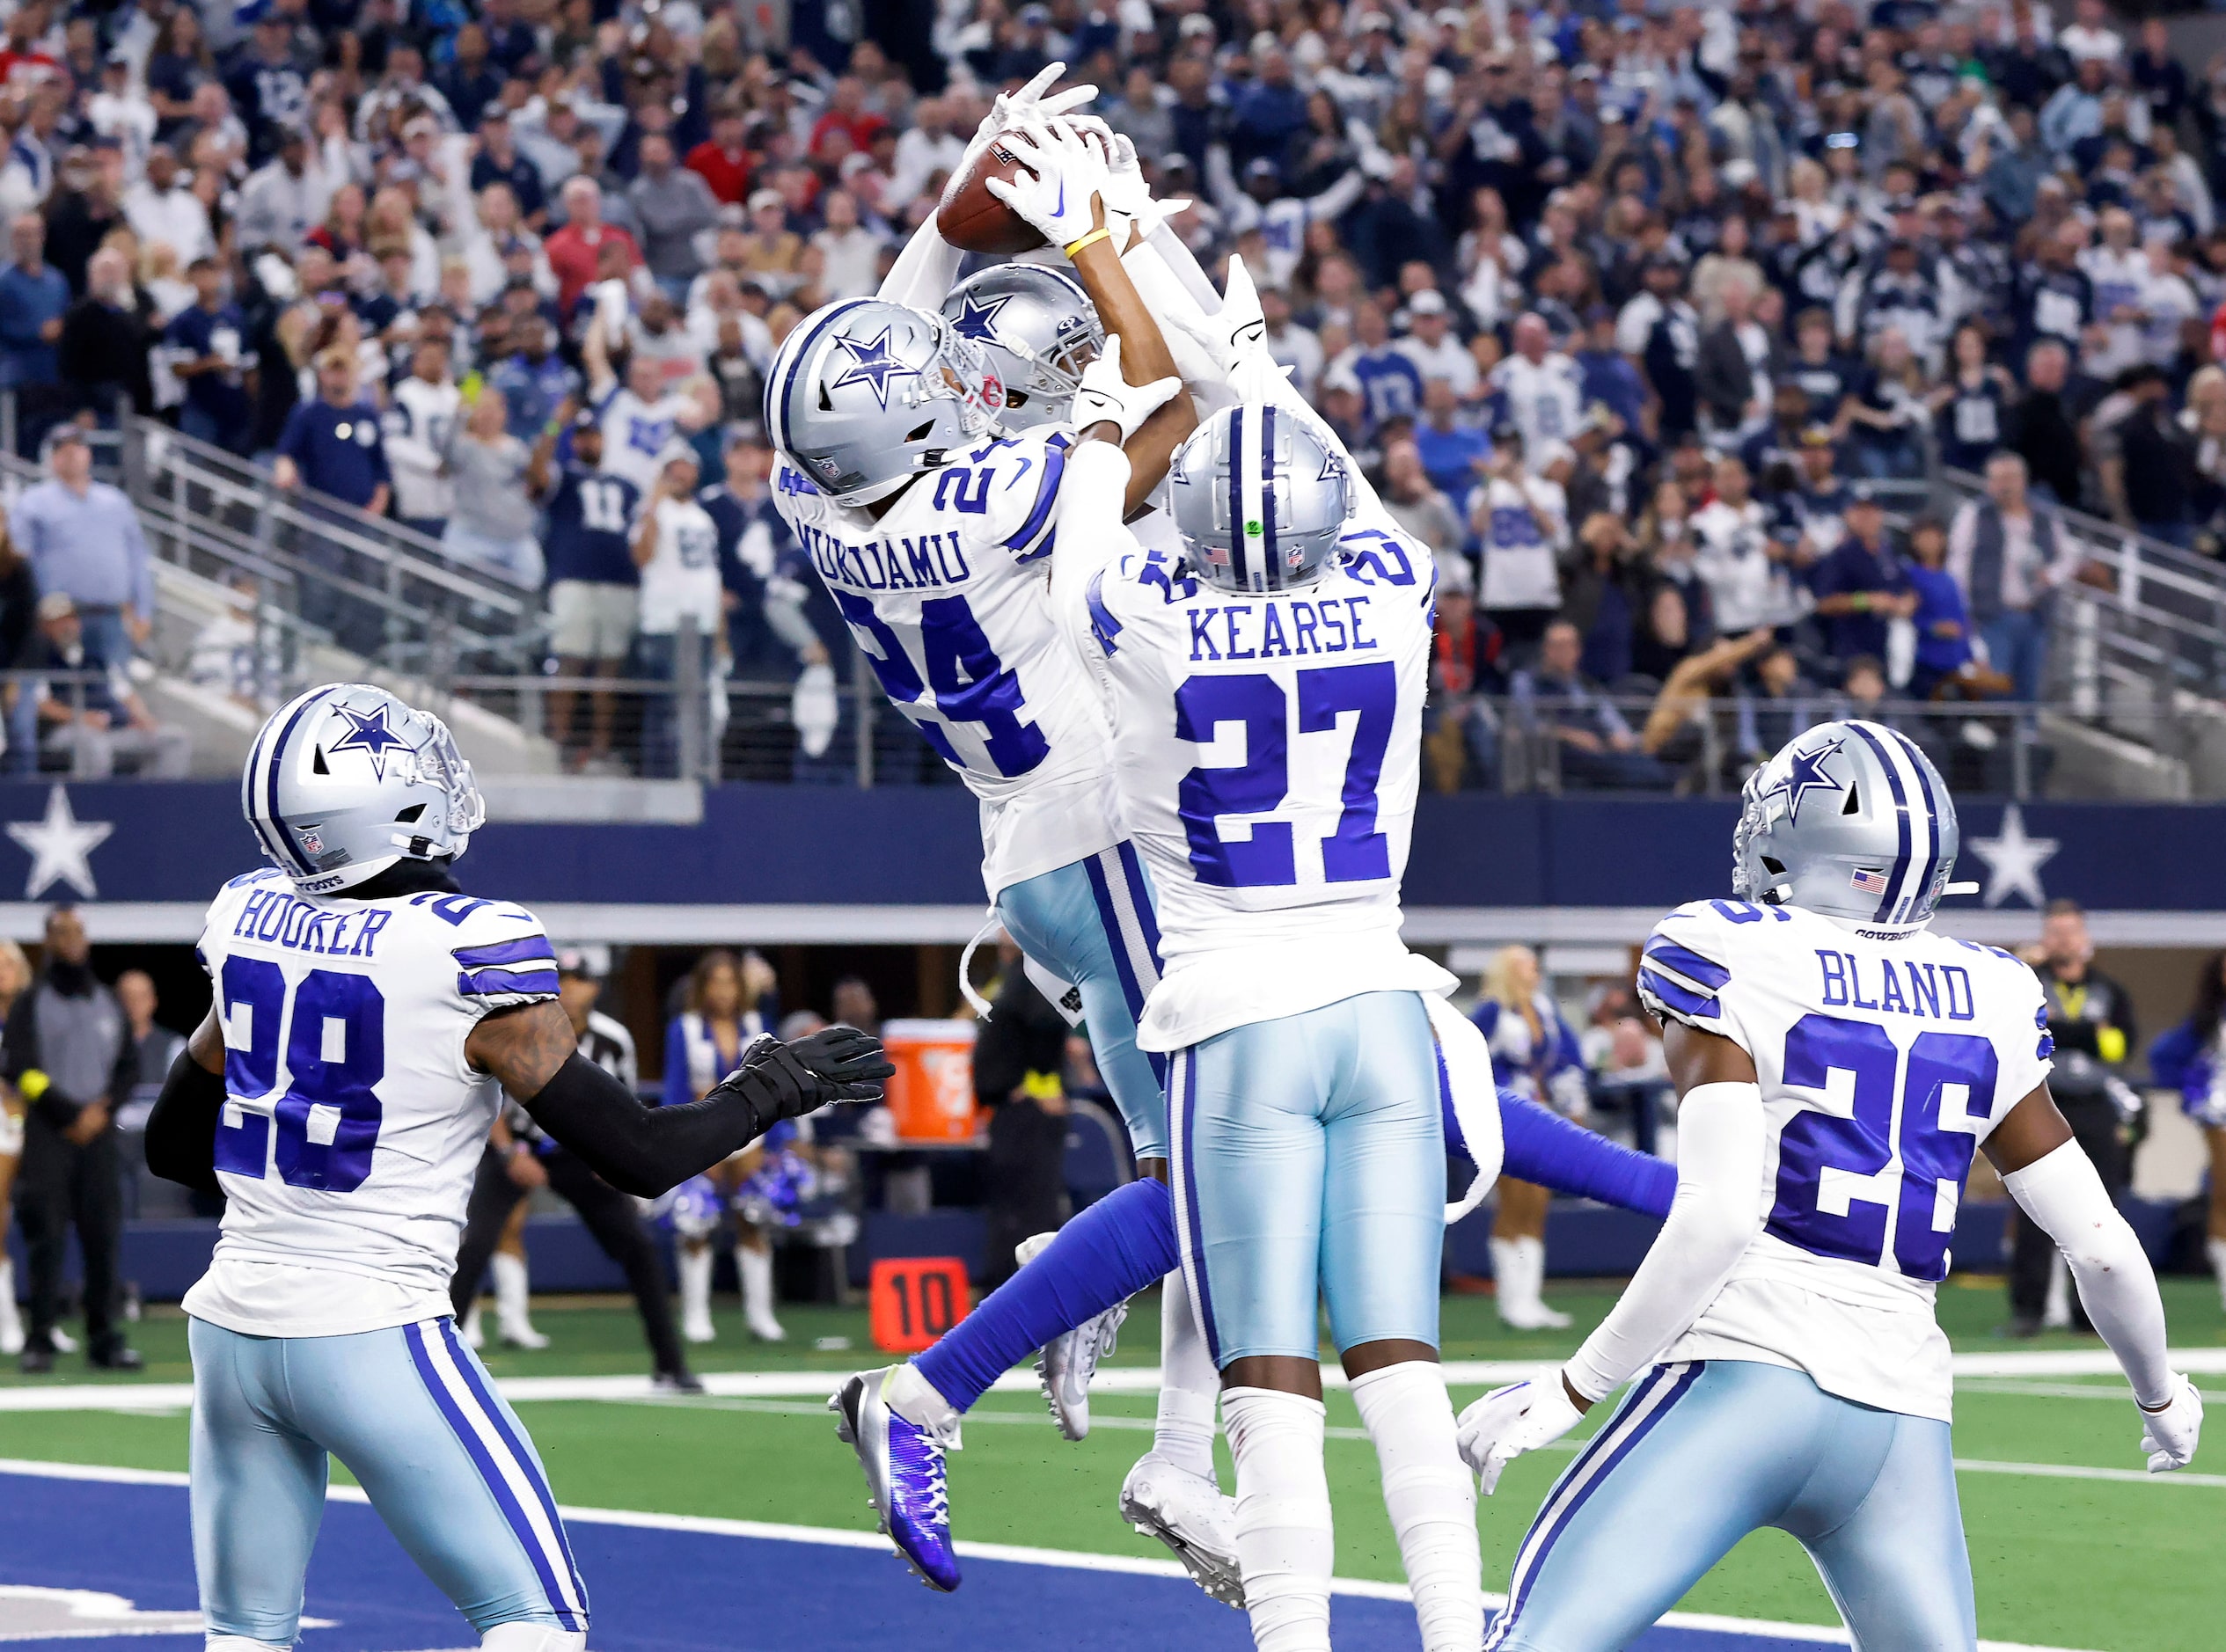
[912,1175,1178,1414]
[1498,1093,1676,1217]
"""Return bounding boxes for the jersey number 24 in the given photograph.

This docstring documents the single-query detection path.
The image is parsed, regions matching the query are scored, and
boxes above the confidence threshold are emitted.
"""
[215,958,384,1193]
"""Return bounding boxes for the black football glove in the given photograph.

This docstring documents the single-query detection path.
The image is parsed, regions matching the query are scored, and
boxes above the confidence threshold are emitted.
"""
[714,1025,897,1140]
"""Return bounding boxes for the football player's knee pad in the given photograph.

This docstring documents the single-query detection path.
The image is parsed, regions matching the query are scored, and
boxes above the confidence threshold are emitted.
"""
[205,1638,292,1651]
[479,1623,587,1652]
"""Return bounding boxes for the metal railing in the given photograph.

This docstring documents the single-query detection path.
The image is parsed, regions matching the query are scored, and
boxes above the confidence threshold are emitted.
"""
[1424,690,2211,800]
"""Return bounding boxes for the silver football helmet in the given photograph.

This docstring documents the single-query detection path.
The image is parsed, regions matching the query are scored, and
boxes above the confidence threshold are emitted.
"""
[765,297,1000,506]
[941,265,1102,433]
[1732,720,1959,928]
[243,683,486,895]
[1168,403,1354,593]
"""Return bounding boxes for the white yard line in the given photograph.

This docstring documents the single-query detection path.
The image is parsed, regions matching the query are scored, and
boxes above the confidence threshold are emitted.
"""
[0,1458,2099,1652]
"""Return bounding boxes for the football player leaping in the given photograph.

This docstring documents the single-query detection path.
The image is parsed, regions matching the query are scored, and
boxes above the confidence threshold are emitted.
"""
[143,684,892,1652]
[1043,281,1486,1652]
[1459,722,2202,1651]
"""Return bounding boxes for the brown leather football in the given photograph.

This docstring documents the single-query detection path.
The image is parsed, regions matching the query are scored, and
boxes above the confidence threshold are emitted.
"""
[936,133,1048,256]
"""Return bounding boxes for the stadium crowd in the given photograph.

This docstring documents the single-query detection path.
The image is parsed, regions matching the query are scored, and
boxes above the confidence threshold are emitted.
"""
[0,0,2210,780]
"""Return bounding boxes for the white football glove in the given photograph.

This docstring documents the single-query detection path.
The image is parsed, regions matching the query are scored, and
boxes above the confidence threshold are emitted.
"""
[1457,1375,1587,1495]
[1167,252,1270,380]
[1100,132,1190,244]
[1070,333,1182,442]
[963,62,1098,172]
[2140,1374,2202,1473]
[985,118,1111,251]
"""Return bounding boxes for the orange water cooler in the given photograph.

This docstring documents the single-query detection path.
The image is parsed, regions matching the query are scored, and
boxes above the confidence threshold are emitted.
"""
[880,1018,979,1142]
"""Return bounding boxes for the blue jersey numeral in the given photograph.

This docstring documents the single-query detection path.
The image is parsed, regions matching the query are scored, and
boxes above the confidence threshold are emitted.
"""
[1768,1013,1995,1280]
[832,590,1048,779]
[1175,661,1397,888]
[217,965,387,1193]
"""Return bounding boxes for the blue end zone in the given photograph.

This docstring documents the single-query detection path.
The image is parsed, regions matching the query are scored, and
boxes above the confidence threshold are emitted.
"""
[0,1469,1840,1651]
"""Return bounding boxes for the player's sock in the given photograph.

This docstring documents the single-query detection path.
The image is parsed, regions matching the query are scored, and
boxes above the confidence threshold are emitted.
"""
[739,1244,785,1341]
[2208,1238,2226,1311]
[914,1176,1177,1414]
[677,1243,714,1342]
[1223,1385,1333,1652]
[1154,1271,1219,1482]
[1350,1363,1483,1652]
[883,1357,962,1433]
[0,1259,21,1356]
[491,1252,546,1348]
[462,1301,486,1349]
[1488,1237,1528,1323]
[477,1622,587,1651]
[1517,1237,1571,1327]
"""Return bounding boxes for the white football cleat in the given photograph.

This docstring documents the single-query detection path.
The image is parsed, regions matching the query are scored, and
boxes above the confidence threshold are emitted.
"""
[1018,1232,1125,1441]
[1497,1299,1573,1332]
[462,1304,486,1349]
[1121,1451,1242,1608]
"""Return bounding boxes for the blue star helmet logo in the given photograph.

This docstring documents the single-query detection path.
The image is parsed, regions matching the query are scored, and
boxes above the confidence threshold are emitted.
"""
[949,292,1013,345]
[830,326,919,411]
[326,703,414,780]
[1763,734,1846,824]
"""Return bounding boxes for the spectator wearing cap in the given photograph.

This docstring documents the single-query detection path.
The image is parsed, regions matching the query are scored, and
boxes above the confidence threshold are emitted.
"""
[628,132,720,301]
[1396,289,1479,398]
[121,144,210,268]
[697,434,824,679]
[0,214,66,391]
[55,247,150,417]
[223,10,310,164]
[488,313,580,442]
[1322,301,1422,434]
[234,123,316,254]
[15,591,188,778]
[470,111,547,231]
[1617,253,1702,443]
[2102,363,2198,545]
[11,426,152,675]
[633,445,722,778]
[1811,486,1916,669]
[440,384,540,588]
[274,347,390,516]
[382,336,460,539]
[1575,306,1646,438]
[1693,454,1801,636]
[163,252,254,451]
[545,176,642,317]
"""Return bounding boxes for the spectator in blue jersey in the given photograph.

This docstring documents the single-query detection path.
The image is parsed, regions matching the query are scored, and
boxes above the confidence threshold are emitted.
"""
[0,215,66,392]
[1470,944,1589,1331]
[487,316,581,442]
[1903,515,1973,699]
[1810,487,1916,671]
[165,257,256,453]
[1574,307,1646,442]
[1412,377,1493,502]
[273,347,390,652]
[699,434,827,679]
[532,409,641,772]
[1323,300,1424,433]
[223,11,311,165]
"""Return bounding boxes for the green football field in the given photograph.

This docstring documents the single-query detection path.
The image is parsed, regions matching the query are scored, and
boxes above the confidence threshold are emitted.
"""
[4,1277,2223,1651]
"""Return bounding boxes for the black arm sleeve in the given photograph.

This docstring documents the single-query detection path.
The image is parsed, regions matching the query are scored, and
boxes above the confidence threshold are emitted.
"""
[144,1050,225,1197]
[516,1050,765,1199]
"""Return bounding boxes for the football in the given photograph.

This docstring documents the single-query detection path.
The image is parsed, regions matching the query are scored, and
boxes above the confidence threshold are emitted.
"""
[936,131,1047,255]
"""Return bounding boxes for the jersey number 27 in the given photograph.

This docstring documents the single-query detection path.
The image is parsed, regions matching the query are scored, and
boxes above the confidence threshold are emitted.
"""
[215,958,385,1193]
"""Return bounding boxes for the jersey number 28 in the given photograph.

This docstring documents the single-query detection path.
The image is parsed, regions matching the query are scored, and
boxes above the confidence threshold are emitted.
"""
[215,957,385,1193]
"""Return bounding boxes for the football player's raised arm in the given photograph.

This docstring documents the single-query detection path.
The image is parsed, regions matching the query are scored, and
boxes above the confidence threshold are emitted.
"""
[876,212,965,309]
[1986,1084,2193,1458]
[1558,1022,1768,1409]
[144,1007,227,1196]
[472,1003,895,1199]
[1065,210,1193,509]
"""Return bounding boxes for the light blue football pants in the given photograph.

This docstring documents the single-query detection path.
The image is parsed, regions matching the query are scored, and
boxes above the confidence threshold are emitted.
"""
[190,1315,589,1645]
[1488,1359,1974,1652]
[1169,990,1445,1365]
[996,842,1168,1161]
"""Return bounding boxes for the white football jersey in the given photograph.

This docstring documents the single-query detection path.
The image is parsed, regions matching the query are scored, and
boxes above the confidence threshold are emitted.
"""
[1058,445,1453,1053]
[595,384,689,492]
[1489,352,1585,460]
[1637,899,2054,1422]
[183,868,560,1339]
[774,428,1123,897]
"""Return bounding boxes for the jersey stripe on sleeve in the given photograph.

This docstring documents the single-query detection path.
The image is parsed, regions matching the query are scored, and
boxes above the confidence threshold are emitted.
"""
[1636,930,1731,1026]
[454,934,559,998]
[1003,432,1071,562]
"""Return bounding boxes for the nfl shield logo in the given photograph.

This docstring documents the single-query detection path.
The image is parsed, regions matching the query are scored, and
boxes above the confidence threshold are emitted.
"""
[301,832,324,856]
[1850,867,1889,895]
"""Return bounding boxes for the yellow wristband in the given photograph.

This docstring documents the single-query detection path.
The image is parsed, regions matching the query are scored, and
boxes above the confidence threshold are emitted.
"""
[1062,227,1111,259]
[17,1069,47,1102]
[1020,1071,1064,1100]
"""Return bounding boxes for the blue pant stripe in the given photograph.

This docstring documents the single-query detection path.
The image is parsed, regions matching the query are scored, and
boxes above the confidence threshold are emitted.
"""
[1089,844,1167,1088]
[1081,852,1146,1022]
[1490,1361,1705,1646]
[402,1322,583,1631]
[439,1320,589,1618]
[1170,1050,1220,1366]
